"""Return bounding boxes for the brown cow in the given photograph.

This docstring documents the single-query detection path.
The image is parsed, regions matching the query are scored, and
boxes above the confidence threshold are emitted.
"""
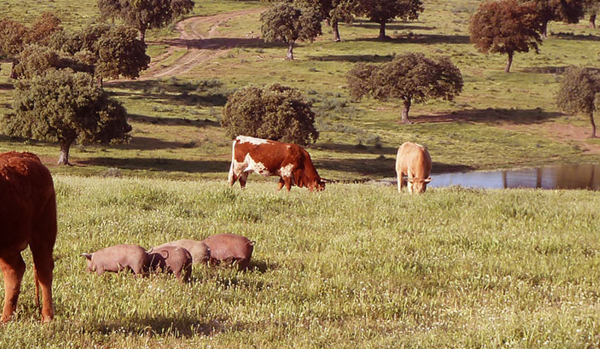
[0,152,57,323]
[228,136,325,192]
[395,142,432,194]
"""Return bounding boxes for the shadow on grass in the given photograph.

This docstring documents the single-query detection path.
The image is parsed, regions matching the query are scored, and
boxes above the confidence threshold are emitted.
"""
[0,82,13,90]
[317,157,473,178]
[97,316,236,338]
[78,157,230,174]
[351,19,435,32]
[317,143,398,155]
[553,32,600,41]
[350,34,471,45]
[156,37,281,51]
[309,54,395,63]
[128,113,220,128]
[413,108,563,125]
[106,79,229,107]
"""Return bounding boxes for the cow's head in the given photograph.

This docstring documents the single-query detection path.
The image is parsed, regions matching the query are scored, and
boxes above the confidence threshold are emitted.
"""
[408,177,432,194]
[308,178,326,192]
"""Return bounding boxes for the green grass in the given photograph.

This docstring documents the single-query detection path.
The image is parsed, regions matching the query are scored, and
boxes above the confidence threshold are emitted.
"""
[2,0,600,180]
[1,177,600,348]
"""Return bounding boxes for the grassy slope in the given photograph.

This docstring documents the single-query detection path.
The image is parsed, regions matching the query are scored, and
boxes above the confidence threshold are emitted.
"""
[1,0,600,180]
[1,177,599,348]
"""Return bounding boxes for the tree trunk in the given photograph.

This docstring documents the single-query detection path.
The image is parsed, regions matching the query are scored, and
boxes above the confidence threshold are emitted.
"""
[590,112,597,138]
[401,99,412,124]
[378,22,387,40]
[541,20,548,39]
[57,139,74,165]
[505,52,513,73]
[332,21,341,42]
[287,41,294,60]
[139,28,146,45]
[591,14,597,29]
[9,61,16,79]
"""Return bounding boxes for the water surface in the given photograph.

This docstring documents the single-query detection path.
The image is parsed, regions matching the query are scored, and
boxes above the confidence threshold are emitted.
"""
[429,164,600,191]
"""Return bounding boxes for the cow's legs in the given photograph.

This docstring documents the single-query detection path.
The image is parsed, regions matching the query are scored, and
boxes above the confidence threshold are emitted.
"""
[398,171,407,192]
[283,177,293,192]
[30,243,54,323]
[239,172,249,189]
[0,252,26,323]
[228,163,238,187]
[277,178,285,191]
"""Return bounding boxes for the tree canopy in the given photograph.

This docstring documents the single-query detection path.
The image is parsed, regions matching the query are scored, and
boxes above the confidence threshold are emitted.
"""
[557,67,600,138]
[260,2,322,60]
[97,0,195,44]
[520,0,584,36]
[470,0,544,73]
[0,13,62,60]
[49,24,149,84]
[1,69,131,164]
[221,84,319,146]
[353,0,423,39]
[347,52,463,124]
[295,0,354,41]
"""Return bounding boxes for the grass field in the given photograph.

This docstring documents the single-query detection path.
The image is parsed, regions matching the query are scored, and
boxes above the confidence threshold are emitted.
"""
[2,0,600,180]
[1,0,600,347]
[1,177,600,348]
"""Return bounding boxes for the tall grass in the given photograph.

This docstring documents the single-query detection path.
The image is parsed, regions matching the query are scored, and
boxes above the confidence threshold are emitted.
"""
[1,176,599,348]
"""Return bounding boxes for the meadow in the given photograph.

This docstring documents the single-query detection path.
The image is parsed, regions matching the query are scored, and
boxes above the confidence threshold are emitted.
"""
[1,0,600,180]
[1,0,600,347]
[1,177,600,348]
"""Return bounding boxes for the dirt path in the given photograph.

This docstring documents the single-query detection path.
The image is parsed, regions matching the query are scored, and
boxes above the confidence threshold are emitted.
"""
[141,7,265,79]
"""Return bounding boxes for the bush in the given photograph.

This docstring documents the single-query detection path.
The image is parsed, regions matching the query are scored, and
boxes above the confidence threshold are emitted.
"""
[220,84,319,146]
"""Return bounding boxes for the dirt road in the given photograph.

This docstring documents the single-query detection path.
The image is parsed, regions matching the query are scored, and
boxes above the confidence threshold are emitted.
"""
[141,7,265,79]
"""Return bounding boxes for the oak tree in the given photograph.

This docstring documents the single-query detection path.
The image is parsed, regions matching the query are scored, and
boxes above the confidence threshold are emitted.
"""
[260,2,322,60]
[521,0,584,36]
[221,84,319,145]
[347,52,463,124]
[353,0,423,39]
[470,0,544,73]
[97,0,195,44]
[49,24,149,84]
[296,0,354,41]
[557,67,600,138]
[1,69,131,165]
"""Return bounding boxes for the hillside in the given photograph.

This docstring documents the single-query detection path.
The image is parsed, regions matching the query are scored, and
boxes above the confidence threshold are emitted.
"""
[2,0,600,180]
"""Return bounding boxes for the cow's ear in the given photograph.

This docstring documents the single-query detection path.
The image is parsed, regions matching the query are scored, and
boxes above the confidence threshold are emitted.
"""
[424,177,432,183]
[81,253,92,260]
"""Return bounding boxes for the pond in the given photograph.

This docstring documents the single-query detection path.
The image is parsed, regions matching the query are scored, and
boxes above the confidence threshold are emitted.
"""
[429,163,600,191]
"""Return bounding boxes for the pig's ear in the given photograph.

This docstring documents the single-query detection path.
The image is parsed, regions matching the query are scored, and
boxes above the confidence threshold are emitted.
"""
[81,253,92,260]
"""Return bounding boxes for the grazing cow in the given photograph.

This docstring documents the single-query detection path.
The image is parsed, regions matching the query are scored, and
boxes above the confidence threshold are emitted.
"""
[201,233,255,270]
[82,244,149,276]
[153,239,211,264]
[0,152,57,323]
[395,142,432,194]
[228,136,325,192]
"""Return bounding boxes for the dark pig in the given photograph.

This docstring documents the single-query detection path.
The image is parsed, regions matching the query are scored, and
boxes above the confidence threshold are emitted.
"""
[201,233,255,270]
[153,239,211,264]
[148,246,193,282]
[81,244,149,276]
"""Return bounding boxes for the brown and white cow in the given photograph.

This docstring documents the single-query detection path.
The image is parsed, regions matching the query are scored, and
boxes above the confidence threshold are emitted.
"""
[0,152,57,323]
[395,142,432,194]
[228,136,325,192]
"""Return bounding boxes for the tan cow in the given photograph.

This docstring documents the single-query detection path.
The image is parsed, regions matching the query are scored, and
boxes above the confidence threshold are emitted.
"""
[395,142,432,194]
[0,152,57,323]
